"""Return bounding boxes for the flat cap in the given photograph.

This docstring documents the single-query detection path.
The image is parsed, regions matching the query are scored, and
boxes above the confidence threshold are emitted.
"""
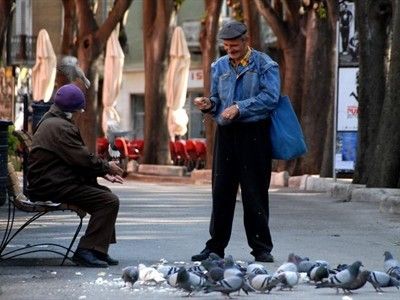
[218,20,247,40]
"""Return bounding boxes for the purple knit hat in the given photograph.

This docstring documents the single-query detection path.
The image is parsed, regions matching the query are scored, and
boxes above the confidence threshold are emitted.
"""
[54,84,85,112]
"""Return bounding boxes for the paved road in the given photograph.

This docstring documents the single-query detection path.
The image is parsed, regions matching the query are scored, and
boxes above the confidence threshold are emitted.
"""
[1,179,399,299]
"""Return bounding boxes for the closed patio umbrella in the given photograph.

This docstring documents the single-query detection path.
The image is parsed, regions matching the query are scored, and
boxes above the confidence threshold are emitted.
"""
[32,29,56,102]
[165,26,191,140]
[102,29,125,135]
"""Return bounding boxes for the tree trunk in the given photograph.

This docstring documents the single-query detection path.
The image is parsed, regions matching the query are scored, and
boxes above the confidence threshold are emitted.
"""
[0,0,13,62]
[142,0,174,165]
[353,0,391,184]
[70,0,133,152]
[368,0,400,187]
[60,0,76,55]
[241,0,263,51]
[298,2,337,176]
[256,0,338,176]
[200,0,223,169]
[255,0,306,174]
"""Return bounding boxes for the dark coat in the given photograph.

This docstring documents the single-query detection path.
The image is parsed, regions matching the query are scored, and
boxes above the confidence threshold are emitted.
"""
[27,105,110,200]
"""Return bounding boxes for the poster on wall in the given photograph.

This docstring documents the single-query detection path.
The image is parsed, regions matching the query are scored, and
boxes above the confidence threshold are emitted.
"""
[338,0,358,66]
[335,131,357,172]
[337,67,358,131]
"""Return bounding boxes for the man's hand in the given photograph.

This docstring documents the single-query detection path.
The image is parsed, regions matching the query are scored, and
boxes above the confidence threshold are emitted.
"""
[221,104,240,120]
[193,97,212,111]
[108,161,124,176]
[104,174,124,184]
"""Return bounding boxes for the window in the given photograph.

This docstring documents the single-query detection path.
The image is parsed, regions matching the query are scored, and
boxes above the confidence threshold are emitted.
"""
[130,94,144,139]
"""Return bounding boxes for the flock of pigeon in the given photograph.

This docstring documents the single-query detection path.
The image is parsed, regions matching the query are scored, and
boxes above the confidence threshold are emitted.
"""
[121,251,400,297]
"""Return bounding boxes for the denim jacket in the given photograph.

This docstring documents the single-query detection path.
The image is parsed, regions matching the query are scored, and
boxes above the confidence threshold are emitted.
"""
[209,49,280,125]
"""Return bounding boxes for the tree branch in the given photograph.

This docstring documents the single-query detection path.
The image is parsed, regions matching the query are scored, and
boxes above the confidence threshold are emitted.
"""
[255,0,290,48]
[97,0,134,45]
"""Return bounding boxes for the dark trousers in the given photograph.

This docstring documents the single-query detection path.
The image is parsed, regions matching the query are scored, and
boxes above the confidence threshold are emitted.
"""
[205,119,273,257]
[57,182,119,254]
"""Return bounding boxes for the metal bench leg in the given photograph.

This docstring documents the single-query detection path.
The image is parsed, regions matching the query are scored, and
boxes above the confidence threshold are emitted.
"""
[61,215,84,266]
[0,200,16,255]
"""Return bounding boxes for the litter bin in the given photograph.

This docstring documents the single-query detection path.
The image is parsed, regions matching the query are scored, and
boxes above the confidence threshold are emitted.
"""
[32,100,52,131]
[0,120,13,206]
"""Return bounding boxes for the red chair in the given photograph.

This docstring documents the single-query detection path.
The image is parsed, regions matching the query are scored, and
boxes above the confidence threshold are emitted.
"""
[114,137,129,158]
[127,139,144,161]
[185,140,198,171]
[174,140,189,166]
[194,140,207,169]
[96,137,109,159]
[169,141,177,165]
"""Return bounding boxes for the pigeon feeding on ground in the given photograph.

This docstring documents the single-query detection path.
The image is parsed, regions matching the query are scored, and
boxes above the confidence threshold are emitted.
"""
[121,266,139,287]
[316,261,363,294]
[205,274,250,298]
[276,271,301,290]
[176,266,208,296]
[384,251,400,280]
[367,270,400,292]
[248,273,279,293]
[308,264,330,283]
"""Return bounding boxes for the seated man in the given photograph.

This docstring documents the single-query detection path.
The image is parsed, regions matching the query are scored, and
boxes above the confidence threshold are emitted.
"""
[27,84,124,268]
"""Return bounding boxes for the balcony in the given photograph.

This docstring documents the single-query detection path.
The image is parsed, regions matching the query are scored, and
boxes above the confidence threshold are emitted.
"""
[9,34,37,67]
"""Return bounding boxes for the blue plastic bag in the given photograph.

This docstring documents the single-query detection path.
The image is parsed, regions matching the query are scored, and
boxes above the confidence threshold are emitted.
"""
[269,95,307,160]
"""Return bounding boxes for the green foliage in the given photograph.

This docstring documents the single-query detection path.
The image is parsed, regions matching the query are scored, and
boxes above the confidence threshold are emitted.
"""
[7,125,19,156]
[316,2,327,19]
[7,125,22,171]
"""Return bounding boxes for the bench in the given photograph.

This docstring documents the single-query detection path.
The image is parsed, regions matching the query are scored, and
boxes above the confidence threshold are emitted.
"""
[0,130,86,265]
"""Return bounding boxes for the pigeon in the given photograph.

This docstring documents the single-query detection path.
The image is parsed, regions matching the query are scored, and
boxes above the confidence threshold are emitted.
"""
[138,263,166,284]
[308,264,330,283]
[275,262,297,274]
[342,270,370,293]
[315,261,363,294]
[57,55,91,88]
[246,262,269,275]
[276,271,300,290]
[223,255,243,278]
[176,267,208,296]
[166,271,179,288]
[204,274,246,298]
[367,270,400,292]
[156,264,180,278]
[201,260,224,283]
[187,264,207,276]
[121,266,139,287]
[248,273,279,293]
[287,253,314,273]
[384,251,400,280]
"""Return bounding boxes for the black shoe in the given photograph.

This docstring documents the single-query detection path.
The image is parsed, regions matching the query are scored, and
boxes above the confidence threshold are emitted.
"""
[254,252,274,263]
[72,248,109,268]
[93,250,119,266]
[191,249,212,261]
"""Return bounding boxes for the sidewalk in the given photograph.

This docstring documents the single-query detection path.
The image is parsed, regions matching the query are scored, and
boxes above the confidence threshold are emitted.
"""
[130,165,400,215]
[1,178,400,299]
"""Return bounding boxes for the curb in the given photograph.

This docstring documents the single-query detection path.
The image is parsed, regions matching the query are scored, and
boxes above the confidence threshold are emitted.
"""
[287,173,400,215]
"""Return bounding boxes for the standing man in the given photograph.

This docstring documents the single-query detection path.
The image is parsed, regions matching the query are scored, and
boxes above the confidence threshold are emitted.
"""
[27,84,124,267]
[192,20,280,263]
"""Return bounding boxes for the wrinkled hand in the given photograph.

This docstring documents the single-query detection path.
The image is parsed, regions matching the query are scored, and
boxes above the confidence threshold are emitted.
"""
[104,174,124,184]
[221,104,239,120]
[193,97,212,111]
[108,161,124,176]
